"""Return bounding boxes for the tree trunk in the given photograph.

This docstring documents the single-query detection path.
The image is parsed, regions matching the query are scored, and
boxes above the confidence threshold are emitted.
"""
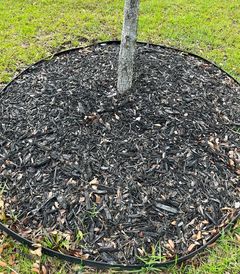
[117,0,140,95]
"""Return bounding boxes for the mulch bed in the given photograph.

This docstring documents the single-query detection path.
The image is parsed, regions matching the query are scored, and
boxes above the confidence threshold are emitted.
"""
[0,42,239,265]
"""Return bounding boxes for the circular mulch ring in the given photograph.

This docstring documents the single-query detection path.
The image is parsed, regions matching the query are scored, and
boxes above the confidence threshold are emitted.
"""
[0,41,239,268]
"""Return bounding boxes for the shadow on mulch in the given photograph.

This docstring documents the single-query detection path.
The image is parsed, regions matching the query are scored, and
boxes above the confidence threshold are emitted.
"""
[0,42,239,266]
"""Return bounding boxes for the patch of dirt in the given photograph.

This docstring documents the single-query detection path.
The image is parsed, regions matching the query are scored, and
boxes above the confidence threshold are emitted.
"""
[0,43,239,265]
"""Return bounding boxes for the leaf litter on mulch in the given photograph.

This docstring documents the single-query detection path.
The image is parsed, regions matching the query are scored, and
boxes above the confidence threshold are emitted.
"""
[0,43,239,265]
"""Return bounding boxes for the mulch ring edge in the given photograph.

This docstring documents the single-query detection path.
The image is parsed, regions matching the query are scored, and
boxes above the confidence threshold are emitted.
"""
[0,212,239,270]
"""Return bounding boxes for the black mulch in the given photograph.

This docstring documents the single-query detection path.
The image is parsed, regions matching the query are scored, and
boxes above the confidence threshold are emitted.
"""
[0,43,240,265]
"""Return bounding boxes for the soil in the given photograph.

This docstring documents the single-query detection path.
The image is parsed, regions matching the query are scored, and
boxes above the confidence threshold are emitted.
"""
[0,42,239,265]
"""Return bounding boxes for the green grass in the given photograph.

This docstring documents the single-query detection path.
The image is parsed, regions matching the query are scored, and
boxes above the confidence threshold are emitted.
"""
[0,222,239,273]
[0,0,239,83]
[0,0,239,273]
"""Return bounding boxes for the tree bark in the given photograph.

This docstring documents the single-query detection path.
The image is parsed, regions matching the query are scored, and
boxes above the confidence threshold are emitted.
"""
[117,0,140,95]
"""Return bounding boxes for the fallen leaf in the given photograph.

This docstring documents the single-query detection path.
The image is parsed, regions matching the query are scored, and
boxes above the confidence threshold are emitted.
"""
[0,261,7,267]
[31,268,40,274]
[32,243,42,248]
[89,178,99,185]
[0,197,6,221]
[235,202,240,209]
[137,247,145,256]
[192,234,197,240]
[167,239,175,250]
[8,255,15,266]
[115,114,120,120]
[79,197,85,203]
[187,243,197,253]
[32,262,40,269]
[30,247,42,257]
[228,159,235,167]
[91,184,98,190]
[235,234,240,243]
[208,243,216,248]
[81,253,90,260]
[41,265,48,274]
[221,207,234,212]
[171,220,177,226]
[208,141,215,150]
[95,194,102,204]
[209,229,217,235]
[196,231,202,240]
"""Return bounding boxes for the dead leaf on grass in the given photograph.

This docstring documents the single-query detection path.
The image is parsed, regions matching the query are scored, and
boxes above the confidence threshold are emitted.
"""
[30,247,42,257]
[208,243,216,248]
[41,265,48,274]
[0,197,6,221]
[235,234,240,243]
[0,261,7,267]
[31,268,40,274]
[32,261,41,273]
[8,255,15,266]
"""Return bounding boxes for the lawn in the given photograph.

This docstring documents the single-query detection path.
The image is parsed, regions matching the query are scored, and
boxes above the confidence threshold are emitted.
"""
[0,0,239,273]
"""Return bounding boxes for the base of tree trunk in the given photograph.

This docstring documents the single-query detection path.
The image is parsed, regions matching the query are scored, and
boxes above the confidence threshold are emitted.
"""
[0,42,239,266]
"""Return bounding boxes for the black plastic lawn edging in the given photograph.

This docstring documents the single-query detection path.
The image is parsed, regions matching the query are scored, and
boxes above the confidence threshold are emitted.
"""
[0,41,239,270]
[0,213,239,270]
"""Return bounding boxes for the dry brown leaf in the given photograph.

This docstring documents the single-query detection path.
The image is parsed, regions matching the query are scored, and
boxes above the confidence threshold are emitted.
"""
[30,247,42,257]
[81,253,90,260]
[208,243,216,248]
[0,197,6,221]
[209,229,217,235]
[235,234,240,243]
[202,220,209,225]
[115,114,120,120]
[41,265,48,274]
[192,234,197,240]
[0,261,7,267]
[229,159,235,167]
[32,243,42,248]
[91,184,98,190]
[89,178,99,185]
[207,141,215,149]
[31,268,40,274]
[137,247,145,256]
[32,262,40,269]
[187,243,197,253]
[196,231,202,240]
[8,255,15,266]
[95,194,102,204]
[168,239,175,250]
